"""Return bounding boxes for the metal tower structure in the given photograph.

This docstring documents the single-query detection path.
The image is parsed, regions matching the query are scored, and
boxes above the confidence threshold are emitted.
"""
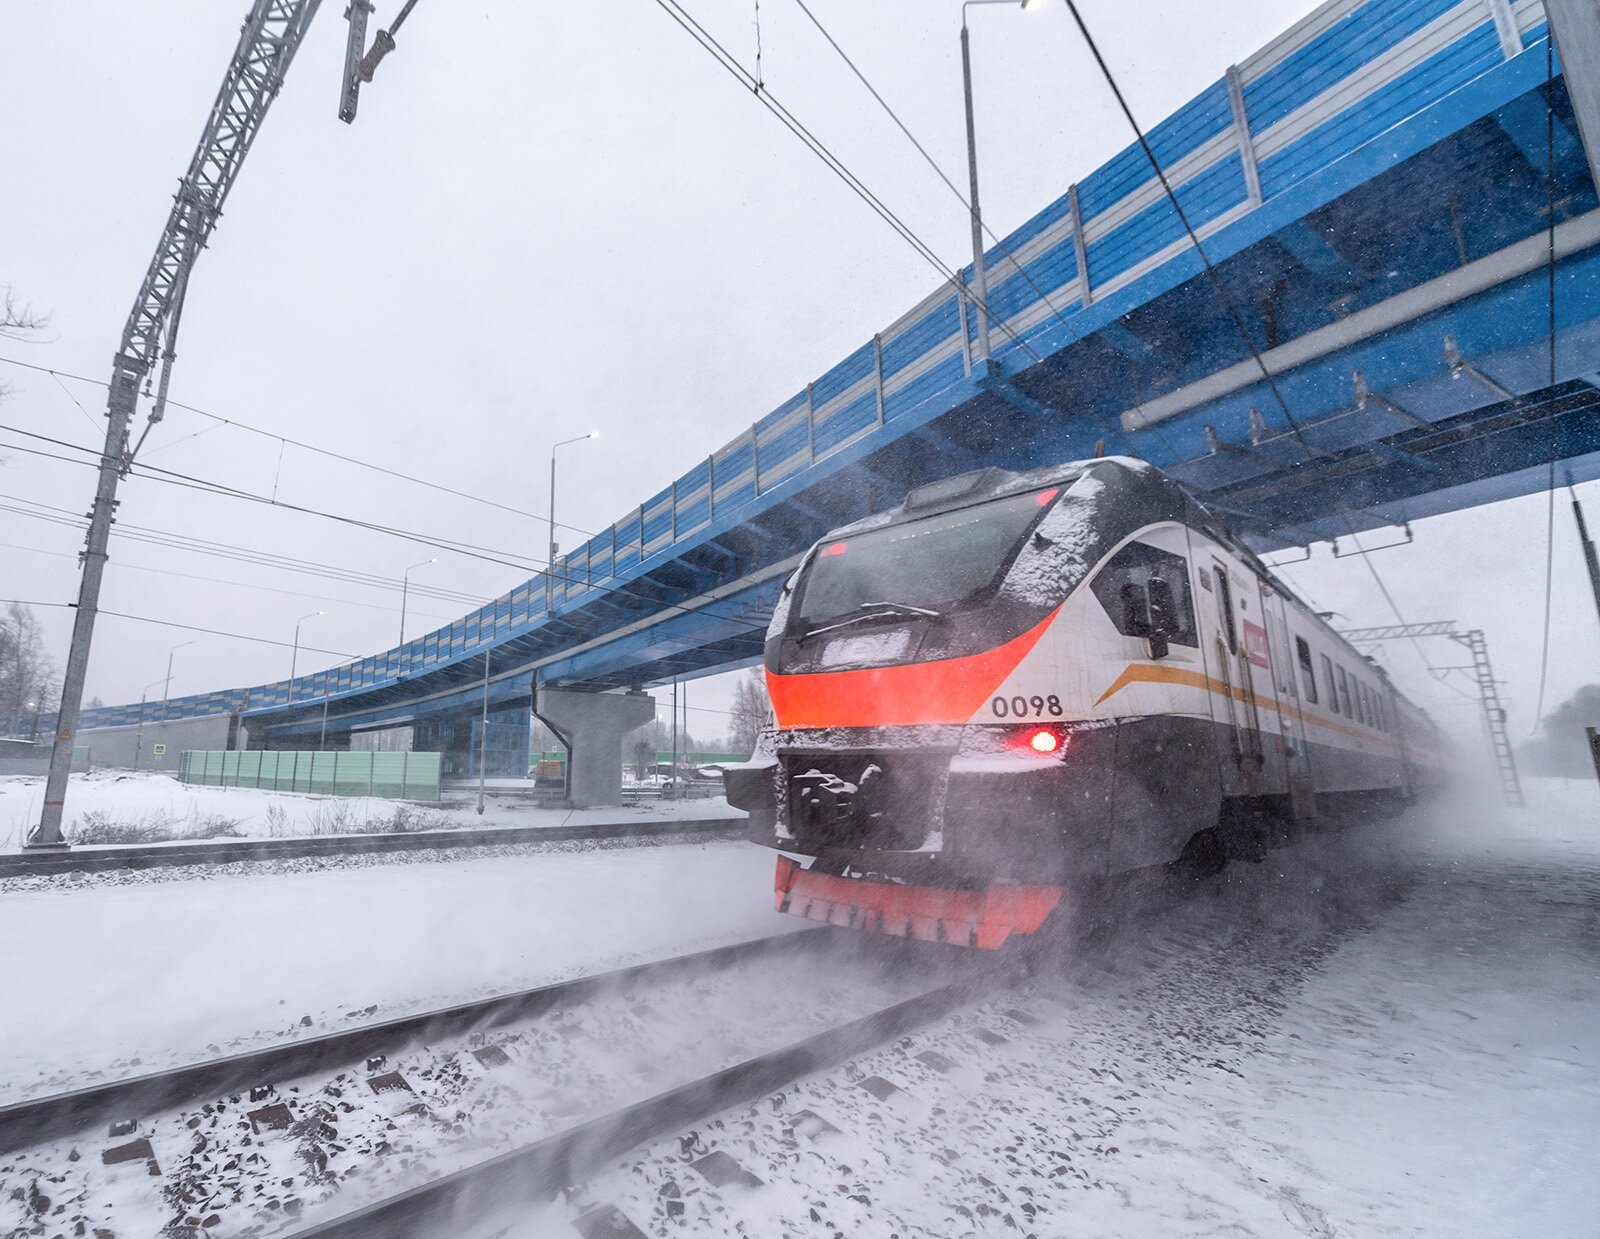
[1339,621,1523,807]
[30,0,325,847]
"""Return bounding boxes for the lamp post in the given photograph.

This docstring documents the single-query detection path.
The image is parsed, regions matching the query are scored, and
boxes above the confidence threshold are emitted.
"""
[549,431,599,572]
[398,557,435,650]
[290,611,322,689]
[161,640,194,721]
[960,0,1044,368]
[132,677,164,771]
[25,699,39,743]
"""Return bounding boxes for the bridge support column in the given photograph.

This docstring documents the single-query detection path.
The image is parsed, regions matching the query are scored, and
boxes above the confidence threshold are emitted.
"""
[534,688,655,807]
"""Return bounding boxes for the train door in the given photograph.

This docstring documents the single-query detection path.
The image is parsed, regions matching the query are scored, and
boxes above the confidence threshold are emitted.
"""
[1262,586,1315,818]
[1231,570,1285,791]
[1192,552,1263,794]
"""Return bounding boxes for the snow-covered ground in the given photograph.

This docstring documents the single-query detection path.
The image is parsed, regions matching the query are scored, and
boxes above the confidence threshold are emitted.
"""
[0,839,798,1102]
[3,775,1595,1238]
[0,770,736,853]
[508,776,1599,1238]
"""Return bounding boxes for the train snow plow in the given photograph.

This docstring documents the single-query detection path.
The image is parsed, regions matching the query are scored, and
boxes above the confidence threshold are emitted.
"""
[774,856,1061,949]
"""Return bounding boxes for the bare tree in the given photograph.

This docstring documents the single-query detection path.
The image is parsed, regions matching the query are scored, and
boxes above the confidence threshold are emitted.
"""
[0,604,58,736]
[1521,683,1600,777]
[1,287,48,340]
[728,666,772,755]
[0,287,49,416]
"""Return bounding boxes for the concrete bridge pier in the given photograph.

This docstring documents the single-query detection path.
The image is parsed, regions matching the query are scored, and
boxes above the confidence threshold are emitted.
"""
[535,687,655,807]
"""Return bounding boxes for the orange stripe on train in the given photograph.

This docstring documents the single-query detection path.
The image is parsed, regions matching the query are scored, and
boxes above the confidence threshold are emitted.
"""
[766,608,1061,729]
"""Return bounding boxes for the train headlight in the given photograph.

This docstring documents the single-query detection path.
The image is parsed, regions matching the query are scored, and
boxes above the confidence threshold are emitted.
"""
[1027,728,1060,753]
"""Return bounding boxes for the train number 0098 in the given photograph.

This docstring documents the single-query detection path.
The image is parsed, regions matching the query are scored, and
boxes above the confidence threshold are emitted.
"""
[990,694,1063,719]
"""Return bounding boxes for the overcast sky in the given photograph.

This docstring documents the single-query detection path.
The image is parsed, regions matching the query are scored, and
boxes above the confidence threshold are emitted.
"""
[2,0,1596,747]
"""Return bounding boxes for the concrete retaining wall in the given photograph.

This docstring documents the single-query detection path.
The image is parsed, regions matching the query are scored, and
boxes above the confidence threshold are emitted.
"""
[79,713,234,772]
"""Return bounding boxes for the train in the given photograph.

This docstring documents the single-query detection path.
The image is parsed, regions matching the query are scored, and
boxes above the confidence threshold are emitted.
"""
[725,456,1450,949]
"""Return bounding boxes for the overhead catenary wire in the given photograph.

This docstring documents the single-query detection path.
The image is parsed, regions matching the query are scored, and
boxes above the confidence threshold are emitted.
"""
[0,540,461,625]
[645,0,1070,381]
[0,423,775,638]
[649,0,1212,487]
[0,353,599,540]
[0,491,489,607]
[0,599,358,659]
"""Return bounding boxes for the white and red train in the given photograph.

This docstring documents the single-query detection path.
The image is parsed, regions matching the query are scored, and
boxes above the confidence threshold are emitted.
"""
[726,457,1450,949]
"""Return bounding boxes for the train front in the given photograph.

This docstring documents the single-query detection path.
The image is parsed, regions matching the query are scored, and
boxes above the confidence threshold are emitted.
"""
[726,461,1138,949]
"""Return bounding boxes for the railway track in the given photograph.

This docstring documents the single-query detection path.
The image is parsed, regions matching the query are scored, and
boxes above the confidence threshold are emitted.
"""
[0,930,818,1156]
[0,816,744,877]
[0,925,1009,1239]
[286,978,994,1239]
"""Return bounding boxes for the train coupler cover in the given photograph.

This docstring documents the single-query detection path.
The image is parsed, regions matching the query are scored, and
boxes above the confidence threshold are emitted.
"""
[774,855,1061,949]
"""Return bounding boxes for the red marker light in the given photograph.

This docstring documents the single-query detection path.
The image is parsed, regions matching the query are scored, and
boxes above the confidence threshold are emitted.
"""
[820,541,848,557]
[1027,728,1060,753]
[1035,488,1059,506]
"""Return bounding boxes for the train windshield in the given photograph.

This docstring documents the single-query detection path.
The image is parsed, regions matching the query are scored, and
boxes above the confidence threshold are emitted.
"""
[793,488,1056,634]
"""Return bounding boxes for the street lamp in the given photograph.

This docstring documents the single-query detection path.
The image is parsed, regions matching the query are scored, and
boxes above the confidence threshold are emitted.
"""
[25,699,39,743]
[132,678,165,771]
[549,431,599,569]
[162,640,195,720]
[960,0,1045,368]
[398,557,435,649]
[290,611,323,688]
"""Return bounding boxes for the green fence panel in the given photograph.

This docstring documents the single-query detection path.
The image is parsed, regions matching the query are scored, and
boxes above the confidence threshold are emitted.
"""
[333,751,372,798]
[307,752,333,795]
[177,750,437,800]
[371,752,407,798]
[402,751,441,801]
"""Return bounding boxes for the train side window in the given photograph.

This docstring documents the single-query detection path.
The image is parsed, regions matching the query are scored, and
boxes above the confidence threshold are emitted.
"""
[1357,683,1370,727]
[1295,636,1318,703]
[1336,667,1353,718]
[1320,655,1337,713]
[1212,566,1237,653]
[1090,542,1199,647]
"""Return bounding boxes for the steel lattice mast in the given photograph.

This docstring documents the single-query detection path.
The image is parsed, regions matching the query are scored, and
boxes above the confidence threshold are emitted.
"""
[1339,620,1523,807]
[30,0,325,847]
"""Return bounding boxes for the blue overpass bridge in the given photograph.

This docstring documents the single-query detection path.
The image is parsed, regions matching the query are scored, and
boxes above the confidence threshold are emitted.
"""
[60,0,1600,797]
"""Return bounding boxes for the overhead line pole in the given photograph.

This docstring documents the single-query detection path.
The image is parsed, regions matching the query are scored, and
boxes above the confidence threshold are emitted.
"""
[30,0,325,848]
[1571,490,1600,631]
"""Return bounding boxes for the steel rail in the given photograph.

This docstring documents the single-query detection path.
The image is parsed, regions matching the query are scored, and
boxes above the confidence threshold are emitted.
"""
[0,929,827,1157]
[0,817,745,878]
[283,972,1002,1239]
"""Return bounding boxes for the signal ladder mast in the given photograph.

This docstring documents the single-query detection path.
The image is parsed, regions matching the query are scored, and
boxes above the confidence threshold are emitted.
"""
[30,0,412,848]
[1337,621,1523,807]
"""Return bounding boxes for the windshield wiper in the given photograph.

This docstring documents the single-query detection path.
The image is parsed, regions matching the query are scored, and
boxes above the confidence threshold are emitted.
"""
[803,600,942,639]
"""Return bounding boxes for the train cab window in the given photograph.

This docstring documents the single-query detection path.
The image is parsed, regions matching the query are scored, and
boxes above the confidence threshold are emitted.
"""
[1090,542,1198,649]
[1320,654,1338,713]
[1212,566,1237,653]
[1336,667,1354,718]
[1295,636,1318,703]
